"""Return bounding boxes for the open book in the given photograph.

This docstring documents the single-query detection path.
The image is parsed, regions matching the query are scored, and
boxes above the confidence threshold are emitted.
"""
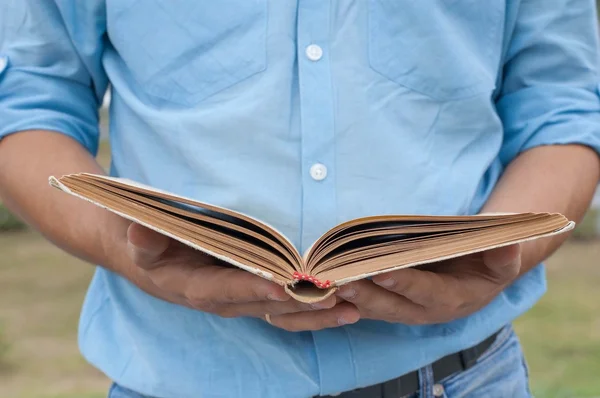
[49,173,574,303]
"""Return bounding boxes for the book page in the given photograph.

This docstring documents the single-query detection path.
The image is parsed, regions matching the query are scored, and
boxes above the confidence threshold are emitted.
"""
[76,173,303,267]
[304,212,538,262]
[97,175,288,235]
[49,176,289,285]
[75,176,300,270]
[318,216,574,285]
[305,213,546,270]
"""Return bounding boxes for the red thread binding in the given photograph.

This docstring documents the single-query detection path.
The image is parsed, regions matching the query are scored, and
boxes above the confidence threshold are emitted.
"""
[292,272,331,289]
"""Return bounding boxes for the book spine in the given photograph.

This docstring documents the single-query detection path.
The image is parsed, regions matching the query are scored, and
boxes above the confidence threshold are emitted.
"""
[292,272,331,289]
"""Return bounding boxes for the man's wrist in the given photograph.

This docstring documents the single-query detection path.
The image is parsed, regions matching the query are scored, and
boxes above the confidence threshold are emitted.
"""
[97,210,135,275]
[96,215,166,299]
[478,208,549,278]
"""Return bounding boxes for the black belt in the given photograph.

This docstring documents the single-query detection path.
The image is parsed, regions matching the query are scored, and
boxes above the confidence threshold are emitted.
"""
[319,329,500,398]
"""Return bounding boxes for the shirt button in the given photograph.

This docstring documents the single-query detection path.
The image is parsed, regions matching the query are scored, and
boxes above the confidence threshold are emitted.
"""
[433,383,445,397]
[310,163,327,181]
[305,44,323,61]
[0,56,7,73]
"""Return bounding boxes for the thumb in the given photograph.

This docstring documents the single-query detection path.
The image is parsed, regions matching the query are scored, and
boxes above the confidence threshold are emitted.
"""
[126,222,171,269]
[482,243,522,280]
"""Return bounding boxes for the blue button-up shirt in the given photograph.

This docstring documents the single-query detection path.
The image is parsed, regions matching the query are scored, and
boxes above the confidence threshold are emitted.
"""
[2,1,600,397]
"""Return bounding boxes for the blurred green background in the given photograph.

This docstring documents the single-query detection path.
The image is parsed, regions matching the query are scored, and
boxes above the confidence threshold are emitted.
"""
[2,10,600,398]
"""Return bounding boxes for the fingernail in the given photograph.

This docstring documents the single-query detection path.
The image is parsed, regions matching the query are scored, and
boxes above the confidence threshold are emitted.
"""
[374,278,396,288]
[338,316,353,325]
[267,293,288,302]
[337,288,356,299]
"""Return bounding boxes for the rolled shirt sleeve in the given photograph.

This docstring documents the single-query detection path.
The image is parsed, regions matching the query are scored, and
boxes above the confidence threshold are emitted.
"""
[0,0,107,155]
[496,0,600,166]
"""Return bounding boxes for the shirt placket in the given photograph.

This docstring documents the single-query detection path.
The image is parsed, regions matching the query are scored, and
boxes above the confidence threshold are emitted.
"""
[297,0,337,252]
[297,1,357,395]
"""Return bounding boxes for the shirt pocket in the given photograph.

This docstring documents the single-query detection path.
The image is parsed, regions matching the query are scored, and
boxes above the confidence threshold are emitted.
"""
[107,0,267,106]
[367,0,505,101]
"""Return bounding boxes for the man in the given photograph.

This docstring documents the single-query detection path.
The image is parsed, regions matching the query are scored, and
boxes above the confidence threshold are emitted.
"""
[1,1,599,397]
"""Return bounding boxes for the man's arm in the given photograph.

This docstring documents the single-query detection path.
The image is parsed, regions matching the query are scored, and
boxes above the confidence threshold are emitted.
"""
[0,131,136,281]
[481,144,600,276]
[0,130,267,313]
[484,0,600,274]
[331,143,599,325]
[0,1,114,266]
[0,1,357,331]
[328,0,600,326]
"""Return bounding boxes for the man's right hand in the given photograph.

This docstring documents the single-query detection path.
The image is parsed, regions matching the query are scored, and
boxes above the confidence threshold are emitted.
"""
[0,131,360,333]
[126,222,360,331]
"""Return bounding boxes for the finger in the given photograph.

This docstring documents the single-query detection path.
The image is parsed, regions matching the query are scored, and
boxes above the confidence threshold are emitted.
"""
[127,222,171,269]
[182,266,291,310]
[371,268,446,307]
[268,302,360,332]
[482,243,522,280]
[264,293,337,314]
[216,294,338,318]
[336,281,429,324]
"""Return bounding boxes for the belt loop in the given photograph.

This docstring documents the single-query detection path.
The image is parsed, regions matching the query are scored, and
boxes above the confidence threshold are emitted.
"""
[419,365,434,396]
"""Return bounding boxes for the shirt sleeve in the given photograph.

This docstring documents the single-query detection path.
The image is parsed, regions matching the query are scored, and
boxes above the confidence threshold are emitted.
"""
[496,0,600,166]
[0,0,107,156]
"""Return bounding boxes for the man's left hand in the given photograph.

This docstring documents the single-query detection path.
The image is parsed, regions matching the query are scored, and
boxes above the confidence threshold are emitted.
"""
[335,244,522,325]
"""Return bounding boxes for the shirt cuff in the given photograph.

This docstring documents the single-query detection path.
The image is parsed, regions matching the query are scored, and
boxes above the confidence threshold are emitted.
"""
[496,84,600,165]
[0,56,100,155]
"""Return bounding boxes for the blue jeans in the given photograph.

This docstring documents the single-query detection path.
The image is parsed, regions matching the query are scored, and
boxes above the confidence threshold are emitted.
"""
[108,325,531,398]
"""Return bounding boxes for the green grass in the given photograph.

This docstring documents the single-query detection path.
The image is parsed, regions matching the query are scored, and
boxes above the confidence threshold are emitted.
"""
[0,229,110,398]
[0,321,10,367]
[43,394,106,398]
[0,203,26,232]
[572,208,599,240]
[97,139,111,170]
[514,240,600,397]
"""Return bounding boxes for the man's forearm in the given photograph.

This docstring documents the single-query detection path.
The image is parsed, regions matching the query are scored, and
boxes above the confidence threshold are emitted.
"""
[481,144,600,273]
[0,130,131,274]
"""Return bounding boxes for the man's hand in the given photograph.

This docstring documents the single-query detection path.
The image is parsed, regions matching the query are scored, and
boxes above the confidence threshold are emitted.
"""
[127,223,360,331]
[335,244,522,325]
